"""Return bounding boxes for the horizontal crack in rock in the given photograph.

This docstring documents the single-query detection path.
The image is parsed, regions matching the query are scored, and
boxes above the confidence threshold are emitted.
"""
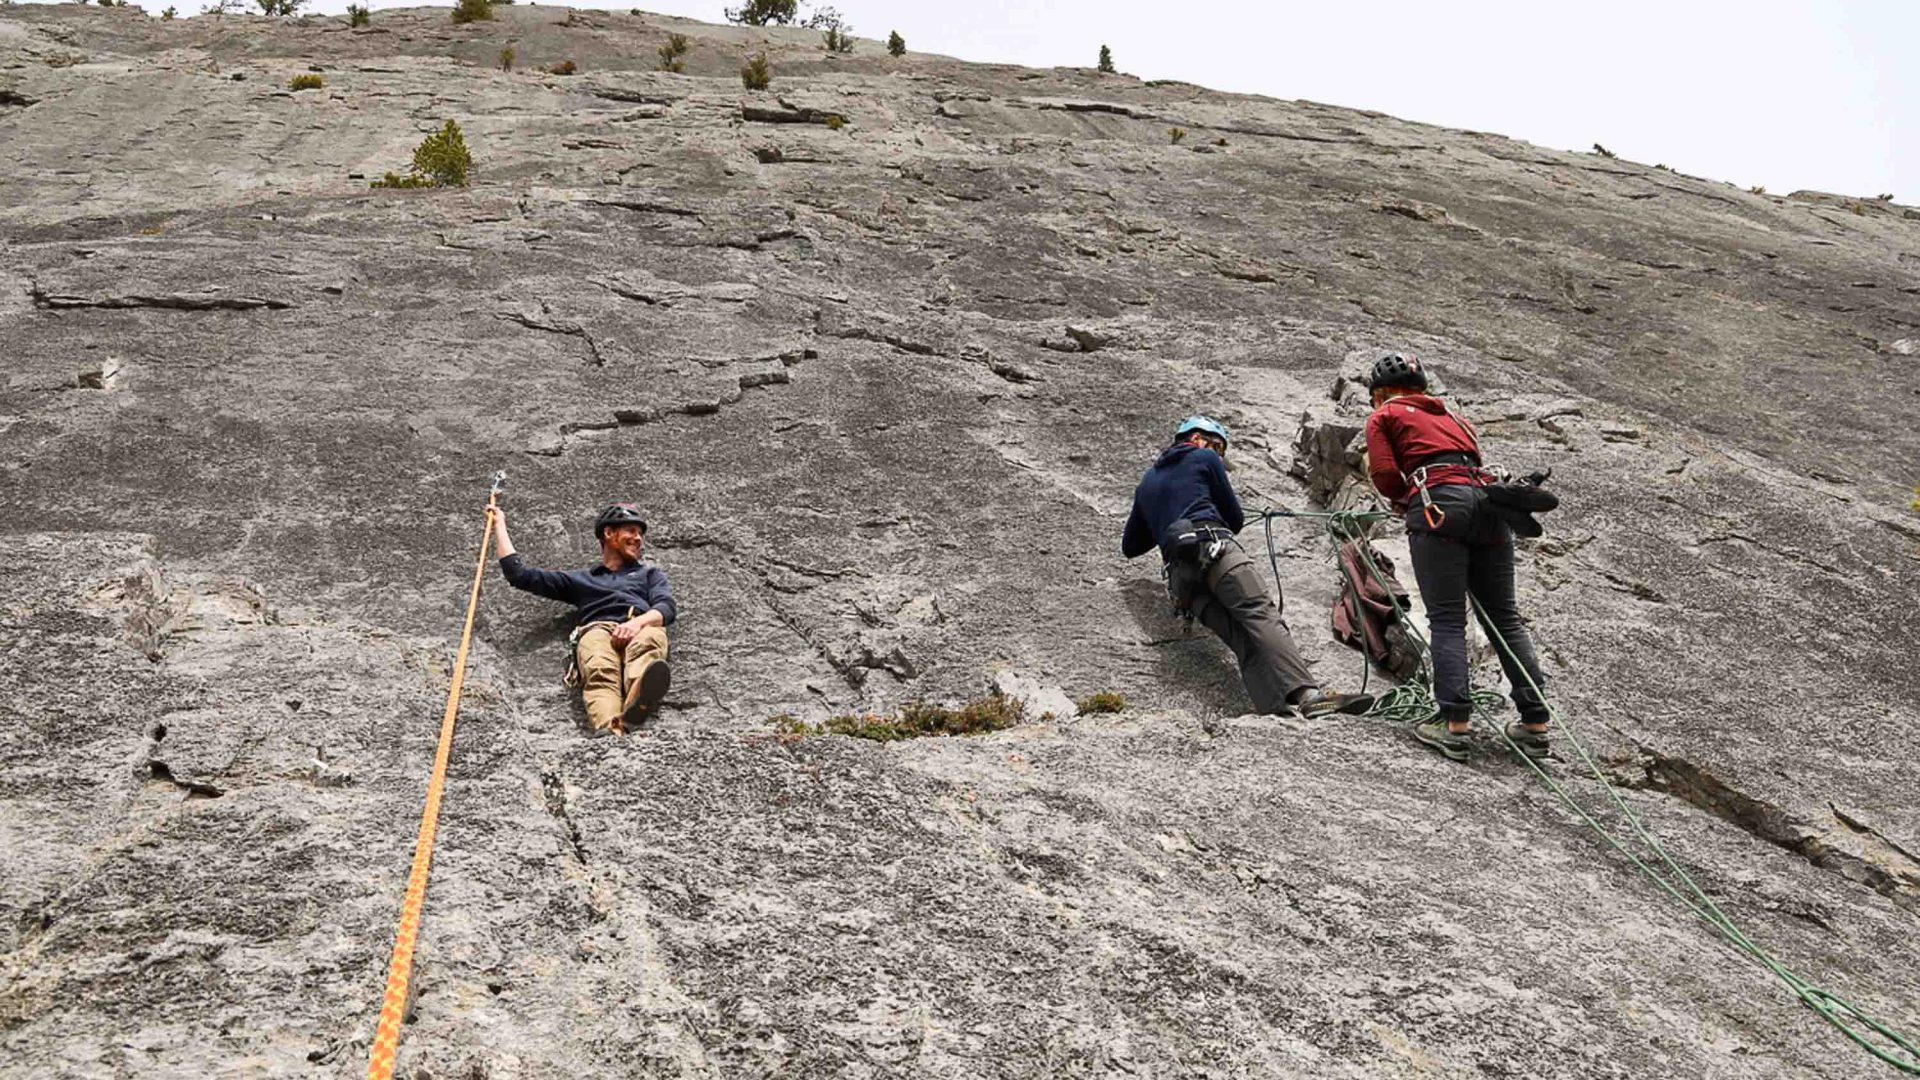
[32,286,292,312]
[494,310,606,365]
[148,760,224,800]
[742,102,845,125]
[582,198,703,220]
[827,325,941,356]
[1633,752,1919,913]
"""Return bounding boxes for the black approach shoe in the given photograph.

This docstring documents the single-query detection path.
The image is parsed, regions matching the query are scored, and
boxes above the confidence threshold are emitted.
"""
[1413,717,1471,762]
[1294,688,1377,719]
[621,659,672,728]
[1504,722,1550,761]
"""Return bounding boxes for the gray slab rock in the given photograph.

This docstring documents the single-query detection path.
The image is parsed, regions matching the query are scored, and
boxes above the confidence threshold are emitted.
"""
[2,5,1919,1080]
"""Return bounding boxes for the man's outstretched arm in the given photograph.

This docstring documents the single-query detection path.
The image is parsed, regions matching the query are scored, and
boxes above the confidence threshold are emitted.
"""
[491,509,576,603]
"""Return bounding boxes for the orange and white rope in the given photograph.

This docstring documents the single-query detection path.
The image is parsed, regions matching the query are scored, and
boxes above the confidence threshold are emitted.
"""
[366,495,498,1080]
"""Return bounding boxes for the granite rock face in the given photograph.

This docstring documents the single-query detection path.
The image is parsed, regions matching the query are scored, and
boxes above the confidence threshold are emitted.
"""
[3,6,1919,1078]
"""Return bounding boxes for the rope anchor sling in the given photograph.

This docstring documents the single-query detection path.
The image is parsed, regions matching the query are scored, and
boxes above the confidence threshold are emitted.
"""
[1262,505,1920,1075]
[366,471,504,1080]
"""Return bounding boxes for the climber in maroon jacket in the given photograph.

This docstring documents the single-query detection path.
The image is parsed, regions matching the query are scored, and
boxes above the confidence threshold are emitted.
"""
[1363,353,1551,762]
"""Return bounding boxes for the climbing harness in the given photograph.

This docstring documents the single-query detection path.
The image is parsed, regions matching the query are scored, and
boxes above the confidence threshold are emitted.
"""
[366,471,505,1080]
[1162,516,1234,624]
[1262,504,1920,1074]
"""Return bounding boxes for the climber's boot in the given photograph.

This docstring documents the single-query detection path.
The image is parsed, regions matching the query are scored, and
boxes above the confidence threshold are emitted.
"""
[621,658,671,728]
[1504,721,1550,761]
[1292,687,1376,719]
[1413,716,1471,762]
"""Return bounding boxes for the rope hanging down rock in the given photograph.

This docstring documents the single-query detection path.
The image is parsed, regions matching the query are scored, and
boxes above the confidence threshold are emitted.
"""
[366,472,504,1080]
[1264,505,1919,1075]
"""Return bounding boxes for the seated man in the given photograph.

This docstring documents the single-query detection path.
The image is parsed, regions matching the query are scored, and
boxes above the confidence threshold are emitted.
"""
[490,502,675,735]
[1122,416,1374,719]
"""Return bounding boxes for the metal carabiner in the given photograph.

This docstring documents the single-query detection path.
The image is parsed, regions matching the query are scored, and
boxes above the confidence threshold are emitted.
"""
[1411,465,1445,530]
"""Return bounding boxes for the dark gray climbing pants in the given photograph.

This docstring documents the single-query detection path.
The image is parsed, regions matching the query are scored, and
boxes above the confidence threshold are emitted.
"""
[1190,543,1316,714]
[1405,484,1549,724]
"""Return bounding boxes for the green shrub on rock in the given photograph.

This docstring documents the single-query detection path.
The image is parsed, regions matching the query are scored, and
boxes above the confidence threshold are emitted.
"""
[1097,44,1114,73]
[657,32,688,72]
[887,30,904,57]
[812,6,853,53]
[451,0,492,24]
[415,120,473,183]
[288,73,324,90]
[371,119,473,189]
[346,3,367,25]
[740,51,770,90]
[1075,691,1126,715]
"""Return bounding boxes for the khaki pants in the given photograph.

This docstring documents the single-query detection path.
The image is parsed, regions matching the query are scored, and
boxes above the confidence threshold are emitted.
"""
[574,622,670,732]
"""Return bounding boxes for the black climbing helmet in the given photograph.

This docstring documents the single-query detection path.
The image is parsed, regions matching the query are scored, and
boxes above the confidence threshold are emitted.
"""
[1366,352,1429,392]
[592,502,648,539]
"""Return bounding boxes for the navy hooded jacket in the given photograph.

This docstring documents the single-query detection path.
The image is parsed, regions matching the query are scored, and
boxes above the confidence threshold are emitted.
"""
[500,554,677,629]
[1121,443,1245,561]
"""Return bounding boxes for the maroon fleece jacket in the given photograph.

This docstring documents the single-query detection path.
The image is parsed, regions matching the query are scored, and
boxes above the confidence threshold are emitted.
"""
[1364,393,1482,506]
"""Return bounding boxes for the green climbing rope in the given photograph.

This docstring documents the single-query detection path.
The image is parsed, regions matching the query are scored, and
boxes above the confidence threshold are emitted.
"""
[1263,505,1920,1075]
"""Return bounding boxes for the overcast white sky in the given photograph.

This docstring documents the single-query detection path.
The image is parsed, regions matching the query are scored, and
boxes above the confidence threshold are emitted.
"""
[98,0,1920,198]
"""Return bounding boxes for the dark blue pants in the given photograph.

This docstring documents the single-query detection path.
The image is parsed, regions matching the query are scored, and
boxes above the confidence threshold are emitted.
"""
[1405,485,1549,724]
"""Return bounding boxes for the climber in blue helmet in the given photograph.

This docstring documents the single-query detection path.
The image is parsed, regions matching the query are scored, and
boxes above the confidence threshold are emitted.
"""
[1123,416,1375,719]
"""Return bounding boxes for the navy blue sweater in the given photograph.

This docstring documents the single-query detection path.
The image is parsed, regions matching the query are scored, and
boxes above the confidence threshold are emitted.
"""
[1121,443,1245,560]
[500,554,678,629]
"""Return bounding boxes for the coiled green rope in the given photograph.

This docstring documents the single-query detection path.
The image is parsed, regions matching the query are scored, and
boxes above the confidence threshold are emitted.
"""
[1263,505,1920,1074]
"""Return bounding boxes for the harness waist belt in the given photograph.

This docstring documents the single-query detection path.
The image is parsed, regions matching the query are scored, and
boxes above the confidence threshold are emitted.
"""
[1411,451,1480,470]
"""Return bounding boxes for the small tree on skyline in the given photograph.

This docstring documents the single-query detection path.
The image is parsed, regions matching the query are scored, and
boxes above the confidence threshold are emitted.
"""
[724,0,795,24]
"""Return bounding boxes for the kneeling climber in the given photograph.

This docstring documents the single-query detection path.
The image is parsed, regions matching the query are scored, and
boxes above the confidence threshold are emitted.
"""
[1123,416,1374,719]
[1363,353,1551,761]
[490,502,675,735]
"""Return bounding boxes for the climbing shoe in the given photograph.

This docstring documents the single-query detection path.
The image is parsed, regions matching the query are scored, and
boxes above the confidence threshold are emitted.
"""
[621,659,672,728]
[1413,717,1471,762]
[1293,688,1376,719]
[1504,722,1550,761]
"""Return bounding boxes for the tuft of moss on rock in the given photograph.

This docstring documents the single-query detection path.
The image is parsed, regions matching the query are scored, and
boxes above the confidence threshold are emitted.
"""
[1075,691,1126,715]
[772,694,1025,742]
